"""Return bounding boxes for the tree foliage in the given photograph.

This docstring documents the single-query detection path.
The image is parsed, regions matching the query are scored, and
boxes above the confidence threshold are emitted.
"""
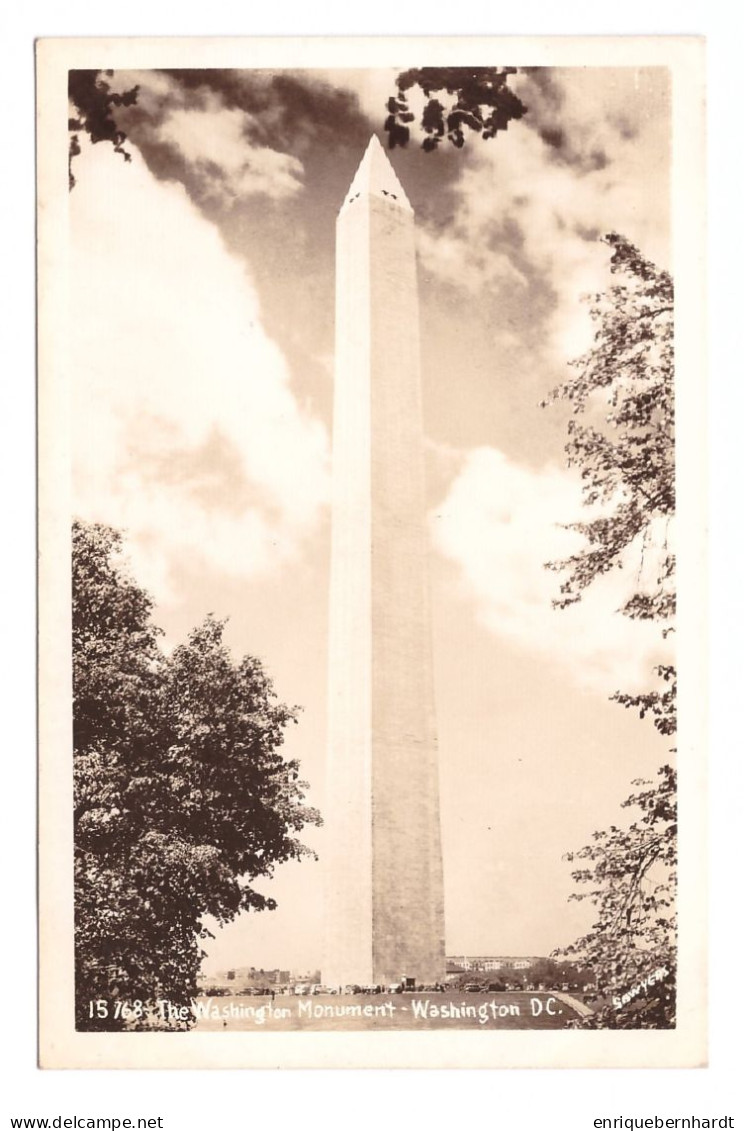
[545,235,677,1027]
[528,956,593,991]
[68,70,139,189]
[73,520,320,1030]
[544,232,676,735]
[556,765,677,1028]
[385,67,527,151]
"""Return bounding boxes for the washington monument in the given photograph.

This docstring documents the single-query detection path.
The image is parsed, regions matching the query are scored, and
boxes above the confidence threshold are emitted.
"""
[324,136,445,987]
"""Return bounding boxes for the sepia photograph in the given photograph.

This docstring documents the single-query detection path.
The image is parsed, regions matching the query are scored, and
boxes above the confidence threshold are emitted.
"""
[37,36,706,1068]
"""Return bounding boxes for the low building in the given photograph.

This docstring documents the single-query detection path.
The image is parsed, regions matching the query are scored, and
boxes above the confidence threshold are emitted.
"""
[198,967,291,994]
[445,956,543,973]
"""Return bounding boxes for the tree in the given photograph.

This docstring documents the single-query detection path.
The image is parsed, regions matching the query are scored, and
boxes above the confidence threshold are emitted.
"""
[529,956,592,991]
[556,766,677,1028]
[68,70,139,189]
[385,67,527,151]
[543,232,676,735]
[544,235,677,1027]
[73,520,320,1030]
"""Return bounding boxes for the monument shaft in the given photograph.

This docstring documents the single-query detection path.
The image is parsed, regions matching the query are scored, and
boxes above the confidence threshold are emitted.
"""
[325,138,445,987]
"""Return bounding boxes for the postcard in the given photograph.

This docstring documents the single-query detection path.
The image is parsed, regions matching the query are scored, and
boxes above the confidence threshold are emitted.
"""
[37,35,706,1068]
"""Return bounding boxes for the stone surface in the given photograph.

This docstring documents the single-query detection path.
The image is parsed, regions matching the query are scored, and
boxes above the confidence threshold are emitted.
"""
[324,137,445,987]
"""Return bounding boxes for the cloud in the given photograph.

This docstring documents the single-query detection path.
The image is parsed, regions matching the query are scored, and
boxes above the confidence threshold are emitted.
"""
[70,139,329,603]
[431,447,673,695]
[156,92,304,204]
[417,223,529,296]
[417,67,671,368]
[156,69,370,153]
[313,67,398,132]
[110,72,305,206]
[108,69,372,211]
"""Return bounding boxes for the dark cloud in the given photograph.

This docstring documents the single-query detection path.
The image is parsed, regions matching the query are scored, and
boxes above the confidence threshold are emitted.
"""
[110,68,371,212]
[157,68,369,153]
[587,148,609,171]
[609,113,639,141]
[517,69,613,176]
[519,67,565,109]
[115,114,190,192]
[574,222,602,243]
[536,122,609,175]
[539,125,566,151]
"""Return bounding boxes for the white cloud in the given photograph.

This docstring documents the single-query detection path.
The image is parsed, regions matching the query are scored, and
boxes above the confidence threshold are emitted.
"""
[156,92,304,204]
[416,224,529,295]
[115,71,305,205]
[432,447,673,695]
[70,140,328,603]
[315,67,398,131]
[417,68,671,367]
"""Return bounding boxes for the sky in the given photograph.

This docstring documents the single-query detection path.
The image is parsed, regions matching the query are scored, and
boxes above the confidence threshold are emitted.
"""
[68,65,673,975]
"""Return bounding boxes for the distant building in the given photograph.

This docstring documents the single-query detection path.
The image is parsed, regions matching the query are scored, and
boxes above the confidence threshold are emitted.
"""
[291,970,321,986]
[199,966,290,992]
[446,956,543,973]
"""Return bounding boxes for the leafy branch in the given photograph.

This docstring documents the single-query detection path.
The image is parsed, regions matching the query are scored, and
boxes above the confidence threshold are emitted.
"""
[68,70,139,189]
[385,67,527,151]
[544,233,675,736]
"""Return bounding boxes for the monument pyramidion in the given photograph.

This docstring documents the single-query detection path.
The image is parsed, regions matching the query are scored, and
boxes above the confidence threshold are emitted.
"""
[323,136,446,989]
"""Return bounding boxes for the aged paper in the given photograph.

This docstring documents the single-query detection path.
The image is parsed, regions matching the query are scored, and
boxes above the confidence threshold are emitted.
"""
[37,35,706,1068]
